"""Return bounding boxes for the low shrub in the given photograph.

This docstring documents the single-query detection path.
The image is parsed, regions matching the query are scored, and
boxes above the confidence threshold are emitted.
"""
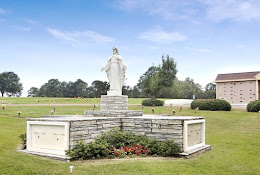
[158,140,180,156]
[247,100,260,112]
[66,128,181,160]
[97,128,150,148]
[142,99,164,106]
[191,99,231,111]
[66,141,110,160]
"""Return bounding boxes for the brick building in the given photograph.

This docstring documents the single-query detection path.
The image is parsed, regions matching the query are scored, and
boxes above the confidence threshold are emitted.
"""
[215,71,260,104]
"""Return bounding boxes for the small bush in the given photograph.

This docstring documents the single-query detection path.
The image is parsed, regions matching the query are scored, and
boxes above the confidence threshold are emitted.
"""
[142,99,164,106]
[66,141,110,160]
[97,128,150,148]
[147,139,160,155]
[158,140,180,157]
[247,100,260,112]
[191,99,231,111]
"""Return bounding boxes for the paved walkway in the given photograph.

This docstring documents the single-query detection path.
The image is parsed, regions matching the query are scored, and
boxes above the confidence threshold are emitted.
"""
[164,99,193,106]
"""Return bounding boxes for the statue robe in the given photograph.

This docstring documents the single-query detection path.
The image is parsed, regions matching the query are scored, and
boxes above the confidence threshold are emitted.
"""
[103,54,126,95]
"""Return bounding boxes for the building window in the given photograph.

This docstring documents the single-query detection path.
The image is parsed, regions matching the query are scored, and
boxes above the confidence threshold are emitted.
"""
[240,101,243,102]
[240,90,242,91]
[240,83,242,84]
[240,94,242,95]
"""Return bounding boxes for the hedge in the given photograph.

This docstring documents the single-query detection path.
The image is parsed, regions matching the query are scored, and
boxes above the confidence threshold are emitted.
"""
[142,99,164,106]
[247,100,260,112]
[191,99,231,111]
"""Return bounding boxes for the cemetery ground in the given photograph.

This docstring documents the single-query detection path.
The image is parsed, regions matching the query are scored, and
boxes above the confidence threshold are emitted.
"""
[0,98,259,175]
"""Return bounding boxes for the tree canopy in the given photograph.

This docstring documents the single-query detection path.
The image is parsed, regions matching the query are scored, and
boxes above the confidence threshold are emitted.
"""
[137,55,177,99]
[0,72,23,97]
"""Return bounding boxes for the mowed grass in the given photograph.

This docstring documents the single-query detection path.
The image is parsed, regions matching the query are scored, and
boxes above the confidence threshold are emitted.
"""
[0,97,168,105]
[0,97,151,105]
[0,101,259,174]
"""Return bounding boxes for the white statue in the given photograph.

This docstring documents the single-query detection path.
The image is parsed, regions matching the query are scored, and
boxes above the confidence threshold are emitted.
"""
[101,47,127,96]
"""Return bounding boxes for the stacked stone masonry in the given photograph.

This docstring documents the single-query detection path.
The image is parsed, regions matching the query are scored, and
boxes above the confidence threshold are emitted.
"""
[84,110,143,117]
[67,116,204,151]
[101,95,128,111]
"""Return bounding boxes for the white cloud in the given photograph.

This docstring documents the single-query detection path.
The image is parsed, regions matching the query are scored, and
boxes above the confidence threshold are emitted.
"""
[203,0,260,21]
[47,28,114,43]
[138,29,187,43]
[116,0,260,22]
[117,0,194,20]
[0,8,6,14]
[186,47,212,53]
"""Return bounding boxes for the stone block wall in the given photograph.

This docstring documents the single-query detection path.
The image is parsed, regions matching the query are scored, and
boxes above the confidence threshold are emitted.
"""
[101,95,128,111]
[121,118,183,148]
[69,117,184,150]
[69,118,121,148]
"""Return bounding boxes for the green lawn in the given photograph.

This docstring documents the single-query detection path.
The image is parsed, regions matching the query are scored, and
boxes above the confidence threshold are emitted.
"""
[0,97,151,105]
[0,102,259,174]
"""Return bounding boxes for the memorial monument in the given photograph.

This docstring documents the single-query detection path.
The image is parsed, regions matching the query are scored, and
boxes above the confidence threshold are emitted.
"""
[23,47,211,161]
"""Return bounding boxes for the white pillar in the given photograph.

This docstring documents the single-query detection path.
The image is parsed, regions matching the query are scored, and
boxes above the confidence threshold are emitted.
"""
[256,80,259,100]
[216,83,219,99]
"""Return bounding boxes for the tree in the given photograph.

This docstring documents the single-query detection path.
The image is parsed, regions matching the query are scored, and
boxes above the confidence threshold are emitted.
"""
[122,85,132,96]
[73,79,88,97]
[137,54,177,99]
[205,83,216,91]
[91,80,109,97]
[0,72,23,97]
[27,87,38,97]
[37,79,62,97]
[130,86,141,98]
[137,66,158,98]
[159,55,177,87]
[202,83,216,99]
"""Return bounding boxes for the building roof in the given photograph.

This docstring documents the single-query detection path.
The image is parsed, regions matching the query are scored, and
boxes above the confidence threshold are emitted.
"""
[215,71,260,81]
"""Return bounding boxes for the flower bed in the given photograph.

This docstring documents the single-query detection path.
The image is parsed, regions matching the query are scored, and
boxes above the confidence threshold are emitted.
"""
[66,128,180,160]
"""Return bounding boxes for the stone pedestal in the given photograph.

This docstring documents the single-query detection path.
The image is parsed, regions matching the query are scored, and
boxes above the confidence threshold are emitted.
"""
[101,95,128,111]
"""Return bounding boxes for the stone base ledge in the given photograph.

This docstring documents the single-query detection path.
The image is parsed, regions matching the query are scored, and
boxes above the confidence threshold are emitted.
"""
[101,95,128,111]
[180,145,211,159]
[19,150,71,162]
[85,110,143,117]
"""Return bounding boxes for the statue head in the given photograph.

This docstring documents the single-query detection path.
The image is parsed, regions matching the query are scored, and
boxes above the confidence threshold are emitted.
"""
[112,47,119,55]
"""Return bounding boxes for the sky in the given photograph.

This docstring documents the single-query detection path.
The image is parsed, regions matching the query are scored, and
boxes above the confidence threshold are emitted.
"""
[0,0,260,97]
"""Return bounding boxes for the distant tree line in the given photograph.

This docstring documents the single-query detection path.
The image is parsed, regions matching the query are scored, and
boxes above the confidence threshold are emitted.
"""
[0,54,216,99]
[28,79,132,98]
